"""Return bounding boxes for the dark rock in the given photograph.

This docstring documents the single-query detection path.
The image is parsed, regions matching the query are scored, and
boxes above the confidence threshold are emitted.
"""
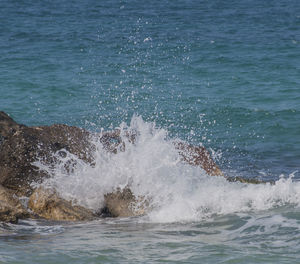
[0,111,21,139]
[0,112,93,196]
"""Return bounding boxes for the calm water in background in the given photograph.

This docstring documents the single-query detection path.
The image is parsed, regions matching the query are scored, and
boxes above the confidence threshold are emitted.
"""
[1,0,300,263]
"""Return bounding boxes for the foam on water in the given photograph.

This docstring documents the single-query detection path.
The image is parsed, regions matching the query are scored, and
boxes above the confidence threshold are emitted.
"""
[34,116,300,223]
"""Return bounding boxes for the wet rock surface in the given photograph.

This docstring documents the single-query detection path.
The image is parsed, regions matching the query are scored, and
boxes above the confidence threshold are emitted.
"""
[28,187,95,221]
[174,142,223,176]
[0,185,29,223]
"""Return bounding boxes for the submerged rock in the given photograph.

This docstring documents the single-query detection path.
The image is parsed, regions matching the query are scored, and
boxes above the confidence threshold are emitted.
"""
[0,185,29,223]
[28,188,95,221]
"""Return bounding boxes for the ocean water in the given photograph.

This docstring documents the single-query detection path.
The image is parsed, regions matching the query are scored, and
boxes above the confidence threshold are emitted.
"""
[1,0,300,263]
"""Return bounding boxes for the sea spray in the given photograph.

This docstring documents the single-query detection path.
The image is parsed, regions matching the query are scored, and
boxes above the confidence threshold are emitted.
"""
[148,173,300,223]
[33,116,300,223]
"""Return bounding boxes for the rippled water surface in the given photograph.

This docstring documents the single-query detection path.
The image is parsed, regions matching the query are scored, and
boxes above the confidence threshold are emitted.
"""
[1,0,300,262]
[1,211,300,264]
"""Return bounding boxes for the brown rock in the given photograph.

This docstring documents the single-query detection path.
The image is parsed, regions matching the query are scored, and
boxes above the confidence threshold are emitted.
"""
[28,187,95,221]
[174,142,223,176]
[103,188,147,217]
[0,185,29,223]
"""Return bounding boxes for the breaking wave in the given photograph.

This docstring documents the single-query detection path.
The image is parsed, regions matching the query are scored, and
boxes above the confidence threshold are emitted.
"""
[34,116,300,223]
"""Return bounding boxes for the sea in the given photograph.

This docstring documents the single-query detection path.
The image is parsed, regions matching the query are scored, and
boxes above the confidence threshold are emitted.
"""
[1,0,300,263]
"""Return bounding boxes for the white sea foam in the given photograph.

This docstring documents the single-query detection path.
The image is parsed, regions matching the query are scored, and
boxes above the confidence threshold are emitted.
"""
[34,116,300,223]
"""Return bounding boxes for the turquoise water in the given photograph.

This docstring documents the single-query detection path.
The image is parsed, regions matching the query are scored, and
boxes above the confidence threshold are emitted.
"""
[2,212,300,264]
[1,0,300,263]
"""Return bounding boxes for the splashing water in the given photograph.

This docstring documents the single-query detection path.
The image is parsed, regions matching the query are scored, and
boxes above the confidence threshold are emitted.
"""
[34,116,300,223]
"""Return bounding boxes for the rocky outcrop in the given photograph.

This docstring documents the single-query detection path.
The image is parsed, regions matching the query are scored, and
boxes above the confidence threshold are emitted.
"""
[0,112,222,197]
[28,188,95,221]
[0,185,29,223]
[0,111,225,223]
[0,112,93,196]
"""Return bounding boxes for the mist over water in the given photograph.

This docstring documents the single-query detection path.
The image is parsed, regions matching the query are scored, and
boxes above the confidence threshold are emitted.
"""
[1,0,300,262]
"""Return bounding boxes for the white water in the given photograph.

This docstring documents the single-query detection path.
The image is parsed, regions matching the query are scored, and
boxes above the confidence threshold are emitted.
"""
[34,116,300,223]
